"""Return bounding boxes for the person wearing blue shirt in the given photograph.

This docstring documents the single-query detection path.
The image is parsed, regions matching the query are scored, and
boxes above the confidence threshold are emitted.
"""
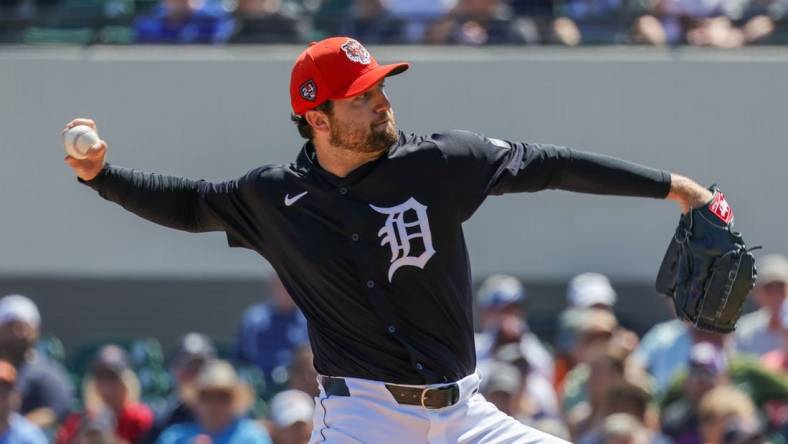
[0,295,74,430]
[234,276,309,387]
[157,419,270,444]
[0,360,47,444]
[156,360,271,444]
[0,414,47,444]
[134,0,234,44]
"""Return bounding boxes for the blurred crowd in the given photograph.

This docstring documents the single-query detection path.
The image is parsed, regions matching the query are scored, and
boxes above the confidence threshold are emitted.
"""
[0,0,787,46]
[0,253,786,444]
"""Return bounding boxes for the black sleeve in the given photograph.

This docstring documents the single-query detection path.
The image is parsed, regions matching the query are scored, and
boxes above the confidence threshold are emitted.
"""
[80,164,264,248]
[492,144,672,197]
[434,130,672,219]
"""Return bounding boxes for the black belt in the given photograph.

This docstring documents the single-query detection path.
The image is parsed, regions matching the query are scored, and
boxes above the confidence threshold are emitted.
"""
[321,376,461,409]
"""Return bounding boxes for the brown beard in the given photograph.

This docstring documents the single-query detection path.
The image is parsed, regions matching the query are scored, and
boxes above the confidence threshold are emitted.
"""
[328,111,398,154]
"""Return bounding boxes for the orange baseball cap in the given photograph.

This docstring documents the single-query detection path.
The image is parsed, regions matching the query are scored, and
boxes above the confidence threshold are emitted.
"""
[0,360,16,385]
[290,37,409,116]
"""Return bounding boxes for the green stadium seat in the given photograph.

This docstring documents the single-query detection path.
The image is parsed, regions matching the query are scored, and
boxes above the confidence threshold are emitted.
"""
[36,334,66,365]
[129,337,165,370]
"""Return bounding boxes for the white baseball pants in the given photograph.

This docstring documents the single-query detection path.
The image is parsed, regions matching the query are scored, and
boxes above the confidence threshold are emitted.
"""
[308,370,569,444]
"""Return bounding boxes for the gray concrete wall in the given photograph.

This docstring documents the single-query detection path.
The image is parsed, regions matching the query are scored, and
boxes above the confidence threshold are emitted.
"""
[1,46,786,282]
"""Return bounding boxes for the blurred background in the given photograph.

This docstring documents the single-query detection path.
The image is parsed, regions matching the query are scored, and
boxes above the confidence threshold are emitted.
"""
[1,5,788,443]
[0,0,787,45]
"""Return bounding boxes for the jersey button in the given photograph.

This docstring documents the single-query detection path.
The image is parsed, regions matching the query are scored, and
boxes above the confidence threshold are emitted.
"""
[351,233,359,241]
[366,280,375,288]
[339,187,348,195]
[387,325,396,333]
[415,363,424,370]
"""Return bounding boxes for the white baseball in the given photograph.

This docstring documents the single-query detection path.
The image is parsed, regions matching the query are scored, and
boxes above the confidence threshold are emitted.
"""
[63,125,100,160]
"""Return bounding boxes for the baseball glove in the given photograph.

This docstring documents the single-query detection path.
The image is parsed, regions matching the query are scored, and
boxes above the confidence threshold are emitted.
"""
[656,187,758,333]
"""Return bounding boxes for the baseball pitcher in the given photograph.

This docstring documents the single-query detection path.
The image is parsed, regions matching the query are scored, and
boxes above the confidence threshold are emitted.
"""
[63,37,756,444]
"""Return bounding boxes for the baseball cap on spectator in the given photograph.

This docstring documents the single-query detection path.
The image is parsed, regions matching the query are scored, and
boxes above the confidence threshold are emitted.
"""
[576,308,618,335]
[92,345,132,378]
[290,37,409,115]
[478,275,526,310]
[83,344,144,413]
[756,254,788,285]
[269,389,314,428]
[480,361,522,396]
[494,343,532,376]
[0,360,16,385]
[194,360,252,414]
[566,273,617,308]
[603,413,648,443]
[722,418,764,444]
[196,360,238,392]
[0,294,40,328]
[689,342,727,375]
[172,332,216,369]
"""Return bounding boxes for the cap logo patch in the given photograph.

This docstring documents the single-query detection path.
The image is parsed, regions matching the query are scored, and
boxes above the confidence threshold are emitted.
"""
[341,39,371,65]
[300,79,317,102]
[709,192,733,224]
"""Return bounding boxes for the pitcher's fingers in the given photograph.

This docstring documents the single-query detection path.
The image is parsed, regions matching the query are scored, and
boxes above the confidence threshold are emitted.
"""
[86,141,107,159]
[64,118,97,131]
[65,157,80,168]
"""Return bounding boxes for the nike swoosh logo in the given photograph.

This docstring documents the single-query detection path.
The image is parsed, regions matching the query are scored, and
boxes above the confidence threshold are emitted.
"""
[284,191,308,207]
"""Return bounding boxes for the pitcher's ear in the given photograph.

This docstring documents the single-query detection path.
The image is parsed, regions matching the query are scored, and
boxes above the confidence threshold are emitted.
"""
[305,109,330,134]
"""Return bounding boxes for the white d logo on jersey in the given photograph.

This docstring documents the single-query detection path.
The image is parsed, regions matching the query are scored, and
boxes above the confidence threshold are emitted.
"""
[370,197,436,282]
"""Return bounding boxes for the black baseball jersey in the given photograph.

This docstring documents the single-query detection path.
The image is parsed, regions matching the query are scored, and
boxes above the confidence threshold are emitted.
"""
[81,130,671,384]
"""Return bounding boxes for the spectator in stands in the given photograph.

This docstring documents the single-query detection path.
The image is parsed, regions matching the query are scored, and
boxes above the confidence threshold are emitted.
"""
[425,0,537,45]
[560,309,615,404]
[565,345,627,440]
[287,344,318,398]
[57,345,154,444]
[598,414,650,444]
[234,275,309,390]
[661,341,788,443]
[133,0,234,43]
[602,382,669,444]
[0,294,73,429]
[565,273,617,312]
[762,299,788,372]
[480,360,528,419]
[479,355,565,433]
[385,0,452,42]
[229,0,307,43]
[572,349,668,444]
[660,342,728,444]
[633,301,727,394]
[266,389,313,444]
[156,360,271,444]
[554,273,638,391]
[144,333,216,444]
[735,254,788,357]
[475,274,553,380]
[336,0,407,44]
[632,0,775,46]
[726,0,787,44]
[0,360,47,444]
[697,385,764,444]
[551,0,623,45]
[508,0,560,44]
[490,343,560,420]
